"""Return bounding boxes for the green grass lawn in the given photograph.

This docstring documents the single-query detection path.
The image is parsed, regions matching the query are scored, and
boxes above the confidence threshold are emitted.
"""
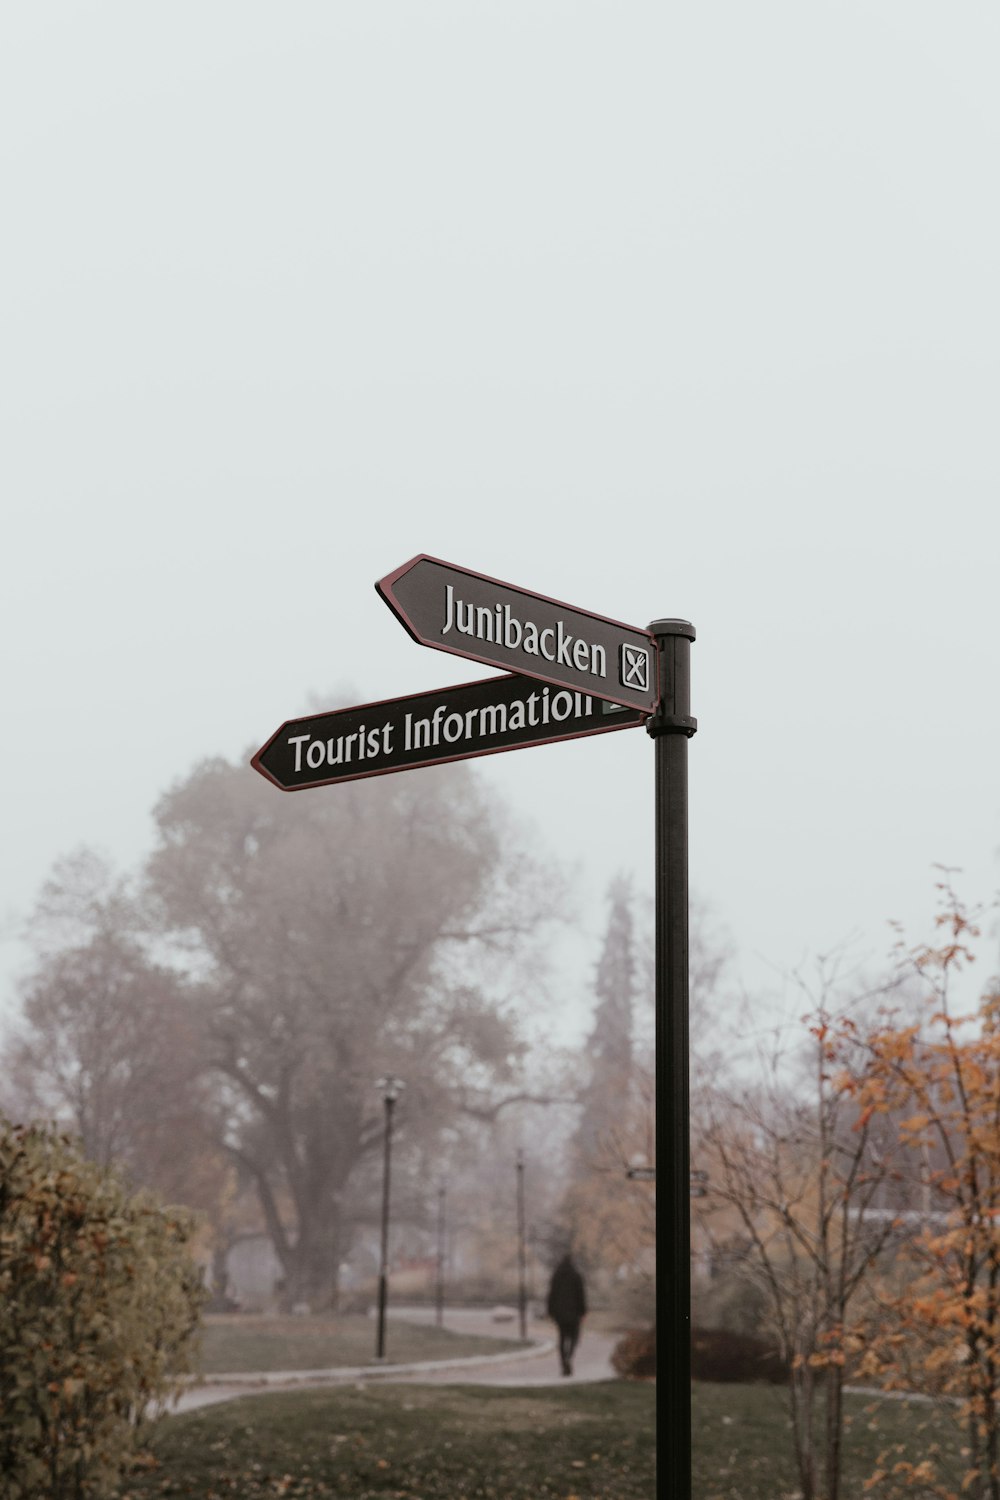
[197,1314,529,1373]
[124,1380,655,1499]
[124,1378,974,1499]
[692,1381,968,1499]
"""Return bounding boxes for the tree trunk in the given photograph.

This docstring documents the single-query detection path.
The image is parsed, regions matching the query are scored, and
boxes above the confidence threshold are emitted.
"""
[790,1361,816,1500]
[281,1200,351,1312]
[825,1361,843,1500]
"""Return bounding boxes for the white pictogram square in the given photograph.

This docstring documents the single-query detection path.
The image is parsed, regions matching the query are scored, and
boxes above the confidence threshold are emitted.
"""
[620,643,649,693]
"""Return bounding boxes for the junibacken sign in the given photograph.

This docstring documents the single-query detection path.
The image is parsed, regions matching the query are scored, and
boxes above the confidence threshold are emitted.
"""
[376,555,658,713]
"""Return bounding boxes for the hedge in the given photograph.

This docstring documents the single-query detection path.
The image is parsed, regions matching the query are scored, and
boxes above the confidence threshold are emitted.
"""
[0,1117,204,1498]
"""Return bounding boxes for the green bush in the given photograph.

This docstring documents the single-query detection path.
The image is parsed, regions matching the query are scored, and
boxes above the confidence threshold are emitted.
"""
[0,1117,204,1498]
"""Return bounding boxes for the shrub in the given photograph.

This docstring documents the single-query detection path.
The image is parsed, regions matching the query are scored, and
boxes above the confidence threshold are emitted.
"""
[692,1260,770,1337]
[690,1326,789,1385]
[612,1324,789,1384]
[0,1117,205,1498]
[612,1325,656,1380]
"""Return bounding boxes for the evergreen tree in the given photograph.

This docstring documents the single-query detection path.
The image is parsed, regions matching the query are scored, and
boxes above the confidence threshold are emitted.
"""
[573,874,636,1168]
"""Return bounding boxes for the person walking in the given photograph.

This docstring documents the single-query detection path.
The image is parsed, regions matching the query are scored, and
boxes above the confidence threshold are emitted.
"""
[546,1252,587,1376]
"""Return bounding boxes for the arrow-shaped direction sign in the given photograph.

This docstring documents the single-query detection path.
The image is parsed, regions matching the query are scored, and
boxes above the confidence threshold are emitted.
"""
[252,673,646,792]
[376,556,659,713]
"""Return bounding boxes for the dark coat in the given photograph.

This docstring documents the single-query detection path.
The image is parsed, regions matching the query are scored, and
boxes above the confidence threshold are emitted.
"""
[546,1255,587,1326]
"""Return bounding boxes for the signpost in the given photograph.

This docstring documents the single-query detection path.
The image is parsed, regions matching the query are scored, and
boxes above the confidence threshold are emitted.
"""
[251,560,696,1500]
[376,555,659,713]
[648,618,697,1500]
[252,673,645,792]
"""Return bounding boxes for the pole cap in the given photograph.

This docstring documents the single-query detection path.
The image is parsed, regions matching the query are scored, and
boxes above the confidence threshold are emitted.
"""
[647,618,696,641]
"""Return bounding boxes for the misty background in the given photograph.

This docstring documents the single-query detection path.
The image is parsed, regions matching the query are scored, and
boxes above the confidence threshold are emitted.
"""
[3,1,999,1054]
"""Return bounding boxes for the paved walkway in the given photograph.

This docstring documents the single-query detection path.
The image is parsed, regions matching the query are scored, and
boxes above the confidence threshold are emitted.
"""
[390,1307,616,1388]
[174,1306,617,1414]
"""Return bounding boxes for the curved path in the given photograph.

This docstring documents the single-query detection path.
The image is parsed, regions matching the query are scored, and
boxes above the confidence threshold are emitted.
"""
[390,1306,615,1387]
[175,1306,617,1414]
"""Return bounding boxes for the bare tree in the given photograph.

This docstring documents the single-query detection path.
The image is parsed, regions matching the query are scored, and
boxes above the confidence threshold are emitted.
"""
[698,959,902,1500]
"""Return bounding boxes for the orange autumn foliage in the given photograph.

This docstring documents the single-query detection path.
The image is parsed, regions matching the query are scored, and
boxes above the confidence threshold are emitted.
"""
[849,884,1000,1500]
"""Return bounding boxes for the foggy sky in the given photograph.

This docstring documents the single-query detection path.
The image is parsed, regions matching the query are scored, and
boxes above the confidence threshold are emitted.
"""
[2,3,998,1050]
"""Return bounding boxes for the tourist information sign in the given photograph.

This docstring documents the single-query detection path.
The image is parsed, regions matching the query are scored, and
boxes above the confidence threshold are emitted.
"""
[376,555,659,713]
[252,673,645,792]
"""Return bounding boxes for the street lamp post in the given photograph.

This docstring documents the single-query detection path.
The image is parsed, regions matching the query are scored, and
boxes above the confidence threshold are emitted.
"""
[435,1180,446,1329]
[375,1075,404,1361]
[516,1149,527,1342]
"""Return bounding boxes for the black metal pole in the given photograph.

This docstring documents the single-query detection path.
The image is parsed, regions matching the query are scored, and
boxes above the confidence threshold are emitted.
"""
[435,1181,446,1329]
[646,618,696,1500]
[516,1149,527,1342]
[375,1091,396,1361]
